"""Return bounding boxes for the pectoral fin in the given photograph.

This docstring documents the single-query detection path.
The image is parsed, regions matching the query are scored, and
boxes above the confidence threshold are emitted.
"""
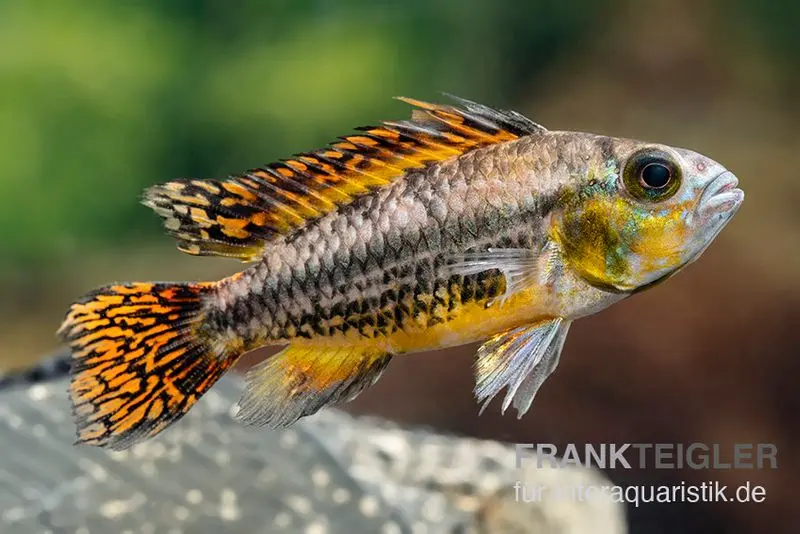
[443,244,561,307]
[474,317,571,417]
[235,344,392,428]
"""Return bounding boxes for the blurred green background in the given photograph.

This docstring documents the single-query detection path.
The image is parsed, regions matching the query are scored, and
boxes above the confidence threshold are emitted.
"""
[2,1,798,532]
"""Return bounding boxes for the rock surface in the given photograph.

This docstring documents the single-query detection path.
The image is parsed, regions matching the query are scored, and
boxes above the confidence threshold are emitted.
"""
[0,375,626,533]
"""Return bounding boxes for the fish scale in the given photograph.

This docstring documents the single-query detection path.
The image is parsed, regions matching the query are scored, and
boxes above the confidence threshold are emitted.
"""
[213,144,548,348]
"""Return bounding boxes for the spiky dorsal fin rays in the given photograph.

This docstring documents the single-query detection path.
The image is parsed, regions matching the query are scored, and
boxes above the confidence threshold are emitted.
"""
[143,95,547,261]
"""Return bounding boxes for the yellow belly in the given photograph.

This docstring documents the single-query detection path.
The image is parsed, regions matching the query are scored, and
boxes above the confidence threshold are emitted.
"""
[384,286,552,354]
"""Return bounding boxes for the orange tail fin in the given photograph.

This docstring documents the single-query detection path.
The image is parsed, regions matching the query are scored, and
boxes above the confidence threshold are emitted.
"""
[57,281,236,450]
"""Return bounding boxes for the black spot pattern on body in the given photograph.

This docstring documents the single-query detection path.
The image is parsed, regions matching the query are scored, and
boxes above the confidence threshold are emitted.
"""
[212,138,571,346]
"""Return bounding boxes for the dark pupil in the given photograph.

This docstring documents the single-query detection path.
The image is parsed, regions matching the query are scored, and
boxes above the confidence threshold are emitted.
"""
[640,162,671,189]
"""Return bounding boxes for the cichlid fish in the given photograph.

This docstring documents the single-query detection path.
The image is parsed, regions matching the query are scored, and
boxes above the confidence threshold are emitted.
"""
[58,95,744,449]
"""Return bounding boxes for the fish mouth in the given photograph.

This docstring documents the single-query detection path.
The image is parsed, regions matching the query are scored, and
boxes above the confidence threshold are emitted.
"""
[682,170,743,266]
[696,171,744,221]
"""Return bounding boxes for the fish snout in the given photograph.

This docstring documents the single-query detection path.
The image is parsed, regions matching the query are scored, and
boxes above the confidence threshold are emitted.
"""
[696,171,744,220]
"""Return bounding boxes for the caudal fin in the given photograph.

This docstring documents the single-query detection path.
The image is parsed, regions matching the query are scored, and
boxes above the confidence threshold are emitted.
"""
[57,282,236,450]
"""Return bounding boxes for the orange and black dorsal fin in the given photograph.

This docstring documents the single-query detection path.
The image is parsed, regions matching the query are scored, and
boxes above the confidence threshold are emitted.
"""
[143,95,547,261]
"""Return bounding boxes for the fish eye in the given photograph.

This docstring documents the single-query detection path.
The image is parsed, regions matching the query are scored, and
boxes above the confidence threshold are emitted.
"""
[622,149,682,202]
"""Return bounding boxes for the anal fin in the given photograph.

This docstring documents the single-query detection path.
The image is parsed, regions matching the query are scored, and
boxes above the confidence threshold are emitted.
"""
[235,344,392,428]
[474,317,571,417]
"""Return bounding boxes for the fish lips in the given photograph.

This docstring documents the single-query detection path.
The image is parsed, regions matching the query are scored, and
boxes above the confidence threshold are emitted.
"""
[696,170,745,222]
[679,170,744,269]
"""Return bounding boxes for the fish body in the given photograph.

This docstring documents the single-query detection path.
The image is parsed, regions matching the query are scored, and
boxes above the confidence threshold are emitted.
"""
[208,133,617,351]
[58,96,743,449]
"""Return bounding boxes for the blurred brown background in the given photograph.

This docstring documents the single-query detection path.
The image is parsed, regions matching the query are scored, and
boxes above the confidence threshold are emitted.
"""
[2,0,797,532]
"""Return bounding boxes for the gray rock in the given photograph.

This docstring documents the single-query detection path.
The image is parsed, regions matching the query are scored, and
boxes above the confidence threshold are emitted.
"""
[0,373,626,533]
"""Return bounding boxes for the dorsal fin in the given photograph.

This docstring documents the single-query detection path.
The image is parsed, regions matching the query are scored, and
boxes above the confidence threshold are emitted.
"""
[143,95,546,261]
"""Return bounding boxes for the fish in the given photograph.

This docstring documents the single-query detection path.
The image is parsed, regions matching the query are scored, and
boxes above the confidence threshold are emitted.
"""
[57,95,744,450]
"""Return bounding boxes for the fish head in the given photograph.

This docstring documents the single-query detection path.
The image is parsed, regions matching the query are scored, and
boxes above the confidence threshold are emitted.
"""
[554,137,744,293]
